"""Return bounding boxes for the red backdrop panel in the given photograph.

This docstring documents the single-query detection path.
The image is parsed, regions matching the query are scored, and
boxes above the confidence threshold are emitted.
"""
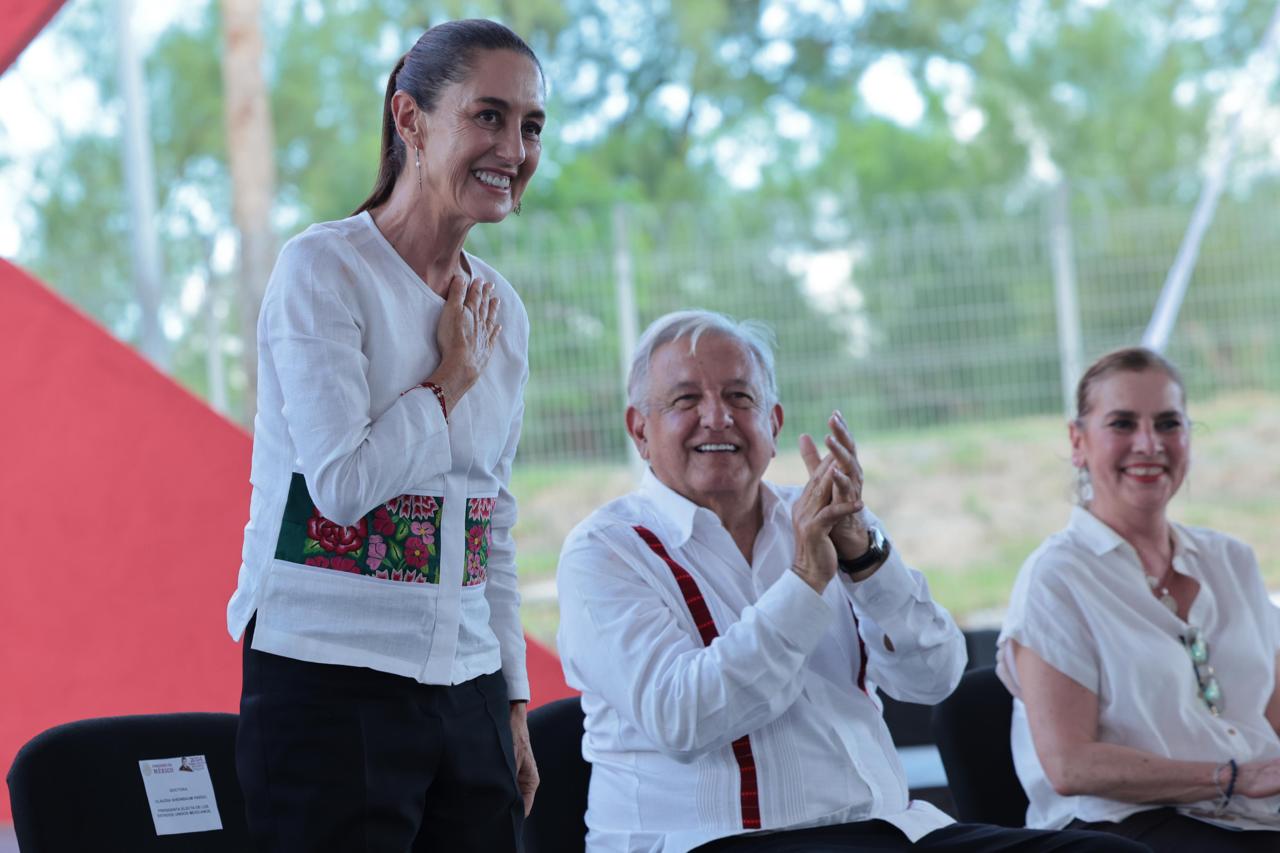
[0,261,574,822]
[0,261,251,823]
[0,0,67,74]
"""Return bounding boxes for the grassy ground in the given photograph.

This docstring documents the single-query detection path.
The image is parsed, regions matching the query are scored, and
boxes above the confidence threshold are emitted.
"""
[512,390,1280,648]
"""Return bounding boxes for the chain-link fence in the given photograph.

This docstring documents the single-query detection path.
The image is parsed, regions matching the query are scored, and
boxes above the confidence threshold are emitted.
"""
[464,177,1280,463]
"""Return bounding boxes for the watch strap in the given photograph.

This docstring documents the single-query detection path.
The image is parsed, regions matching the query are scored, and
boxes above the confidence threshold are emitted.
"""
[838,528,890,575]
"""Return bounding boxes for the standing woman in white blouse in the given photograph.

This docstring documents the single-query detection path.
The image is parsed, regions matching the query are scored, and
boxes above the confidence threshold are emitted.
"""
[998,347,1280,851]
[226,19,545,853]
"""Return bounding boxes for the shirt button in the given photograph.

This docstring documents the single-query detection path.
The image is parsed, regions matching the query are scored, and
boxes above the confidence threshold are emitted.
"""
[1227,728,1237,736]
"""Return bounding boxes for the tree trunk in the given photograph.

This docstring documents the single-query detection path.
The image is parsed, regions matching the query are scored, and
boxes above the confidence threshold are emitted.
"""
[220,0,276,426]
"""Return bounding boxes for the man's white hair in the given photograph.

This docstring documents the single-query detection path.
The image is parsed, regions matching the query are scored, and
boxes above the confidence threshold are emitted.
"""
[626,309,779,412]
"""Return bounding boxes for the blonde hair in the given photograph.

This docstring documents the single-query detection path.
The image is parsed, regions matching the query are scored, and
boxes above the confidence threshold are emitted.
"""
[1075,347,1186,421]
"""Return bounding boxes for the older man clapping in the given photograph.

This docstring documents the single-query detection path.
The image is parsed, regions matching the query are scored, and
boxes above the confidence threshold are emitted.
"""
[555,310,1150,853]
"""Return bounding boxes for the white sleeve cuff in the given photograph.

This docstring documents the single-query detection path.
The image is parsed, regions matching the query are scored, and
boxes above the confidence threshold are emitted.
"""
[844,553,915,614]
[755,569,836,653]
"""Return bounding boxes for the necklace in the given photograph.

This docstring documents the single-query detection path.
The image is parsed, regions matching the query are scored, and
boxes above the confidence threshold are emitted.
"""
[1145,571,1178,614]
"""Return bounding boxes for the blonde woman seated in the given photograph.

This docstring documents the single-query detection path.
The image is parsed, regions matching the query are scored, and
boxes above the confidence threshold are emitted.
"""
[997,348,1280,852]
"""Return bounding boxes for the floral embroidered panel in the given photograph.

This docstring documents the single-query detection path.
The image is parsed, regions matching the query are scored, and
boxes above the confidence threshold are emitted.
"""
[274,473,492,586]
[464,496,495,586]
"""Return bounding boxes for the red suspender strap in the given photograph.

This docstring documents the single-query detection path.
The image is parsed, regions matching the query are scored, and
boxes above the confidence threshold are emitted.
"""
[632,525,761,830]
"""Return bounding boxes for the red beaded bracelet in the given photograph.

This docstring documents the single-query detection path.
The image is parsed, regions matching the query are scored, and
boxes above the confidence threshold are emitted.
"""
[420,381,448,421]
[401,380,448,421]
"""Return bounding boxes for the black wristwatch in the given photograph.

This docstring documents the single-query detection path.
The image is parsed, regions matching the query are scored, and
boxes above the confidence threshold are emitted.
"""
[837,527,891,576]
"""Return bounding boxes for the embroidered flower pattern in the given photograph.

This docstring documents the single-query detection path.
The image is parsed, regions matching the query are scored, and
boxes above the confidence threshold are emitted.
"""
[410,520,436,543]
[304,554,362,574]
[328,556,359,574]
[372,507,396,537]
[403,536,431,569]
[297,494,444,583]
[306,512,367,555]
[278,477,496,588]
[463,498,495,586]
[472,498,495,521]
[385,494,439,520]
[366,535,387,573]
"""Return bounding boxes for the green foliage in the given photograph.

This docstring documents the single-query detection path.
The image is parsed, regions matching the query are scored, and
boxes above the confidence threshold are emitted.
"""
[26,133,133,328]
[13,0,1280,440]
[859,0,1266,194]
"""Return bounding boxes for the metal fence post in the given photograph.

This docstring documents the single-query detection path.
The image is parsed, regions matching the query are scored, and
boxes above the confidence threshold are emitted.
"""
[613,203,644,475]
[114,0,169,370]
[1049,179,1083,419]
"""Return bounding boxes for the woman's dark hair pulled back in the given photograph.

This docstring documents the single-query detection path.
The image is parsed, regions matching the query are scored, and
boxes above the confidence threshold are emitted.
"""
[353,19,542,215]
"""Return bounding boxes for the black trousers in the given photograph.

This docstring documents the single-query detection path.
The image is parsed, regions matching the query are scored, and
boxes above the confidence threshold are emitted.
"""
[236,620,523,853]
[692,819,1153,852]
[1070,807,1279,853]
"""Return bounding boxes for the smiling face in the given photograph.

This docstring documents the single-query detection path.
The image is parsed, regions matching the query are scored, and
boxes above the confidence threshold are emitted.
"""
[1070,368,1189,526]
[625,332,783,516]
[416,48,544,224]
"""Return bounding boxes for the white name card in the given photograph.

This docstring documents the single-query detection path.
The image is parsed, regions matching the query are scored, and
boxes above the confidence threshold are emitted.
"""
[137,755,223,835]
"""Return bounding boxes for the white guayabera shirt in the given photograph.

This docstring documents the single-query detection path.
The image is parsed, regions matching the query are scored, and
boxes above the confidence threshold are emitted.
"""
[227,212,530,701]
[557,471,966,853]
[999,507,1280,832]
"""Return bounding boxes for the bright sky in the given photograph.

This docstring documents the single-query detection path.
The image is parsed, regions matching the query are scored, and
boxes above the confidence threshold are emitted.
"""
[0,1,209,257]
[0,28,83,256]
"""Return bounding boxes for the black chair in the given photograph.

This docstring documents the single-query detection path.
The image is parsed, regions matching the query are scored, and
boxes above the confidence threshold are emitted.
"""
[7,712,249,852]
[964,628,1000,671]
[879,693,934,749]
[877,627,1004,818]
[523,696,590,853]
[931,665,1028,827]
[879,689,956,816]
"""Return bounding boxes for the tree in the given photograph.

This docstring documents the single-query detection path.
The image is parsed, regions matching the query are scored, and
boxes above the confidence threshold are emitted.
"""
[14,0,1279,438]
[221,0,276,421]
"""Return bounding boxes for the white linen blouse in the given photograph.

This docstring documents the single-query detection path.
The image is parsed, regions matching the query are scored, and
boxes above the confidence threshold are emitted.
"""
[226,211,530,701]
[998,506,1280,830]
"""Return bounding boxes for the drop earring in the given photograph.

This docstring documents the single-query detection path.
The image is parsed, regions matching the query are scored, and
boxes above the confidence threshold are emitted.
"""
[1075,465,1094,505]
[415,147,422,189]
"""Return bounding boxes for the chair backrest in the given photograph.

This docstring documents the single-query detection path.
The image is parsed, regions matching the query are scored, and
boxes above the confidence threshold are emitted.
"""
[6,712,249,852]
[930,665,1028,828]
[963,628,1000,671]
[522,696,589,853]
[879,693,935,748]
[879,628,1003,751]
